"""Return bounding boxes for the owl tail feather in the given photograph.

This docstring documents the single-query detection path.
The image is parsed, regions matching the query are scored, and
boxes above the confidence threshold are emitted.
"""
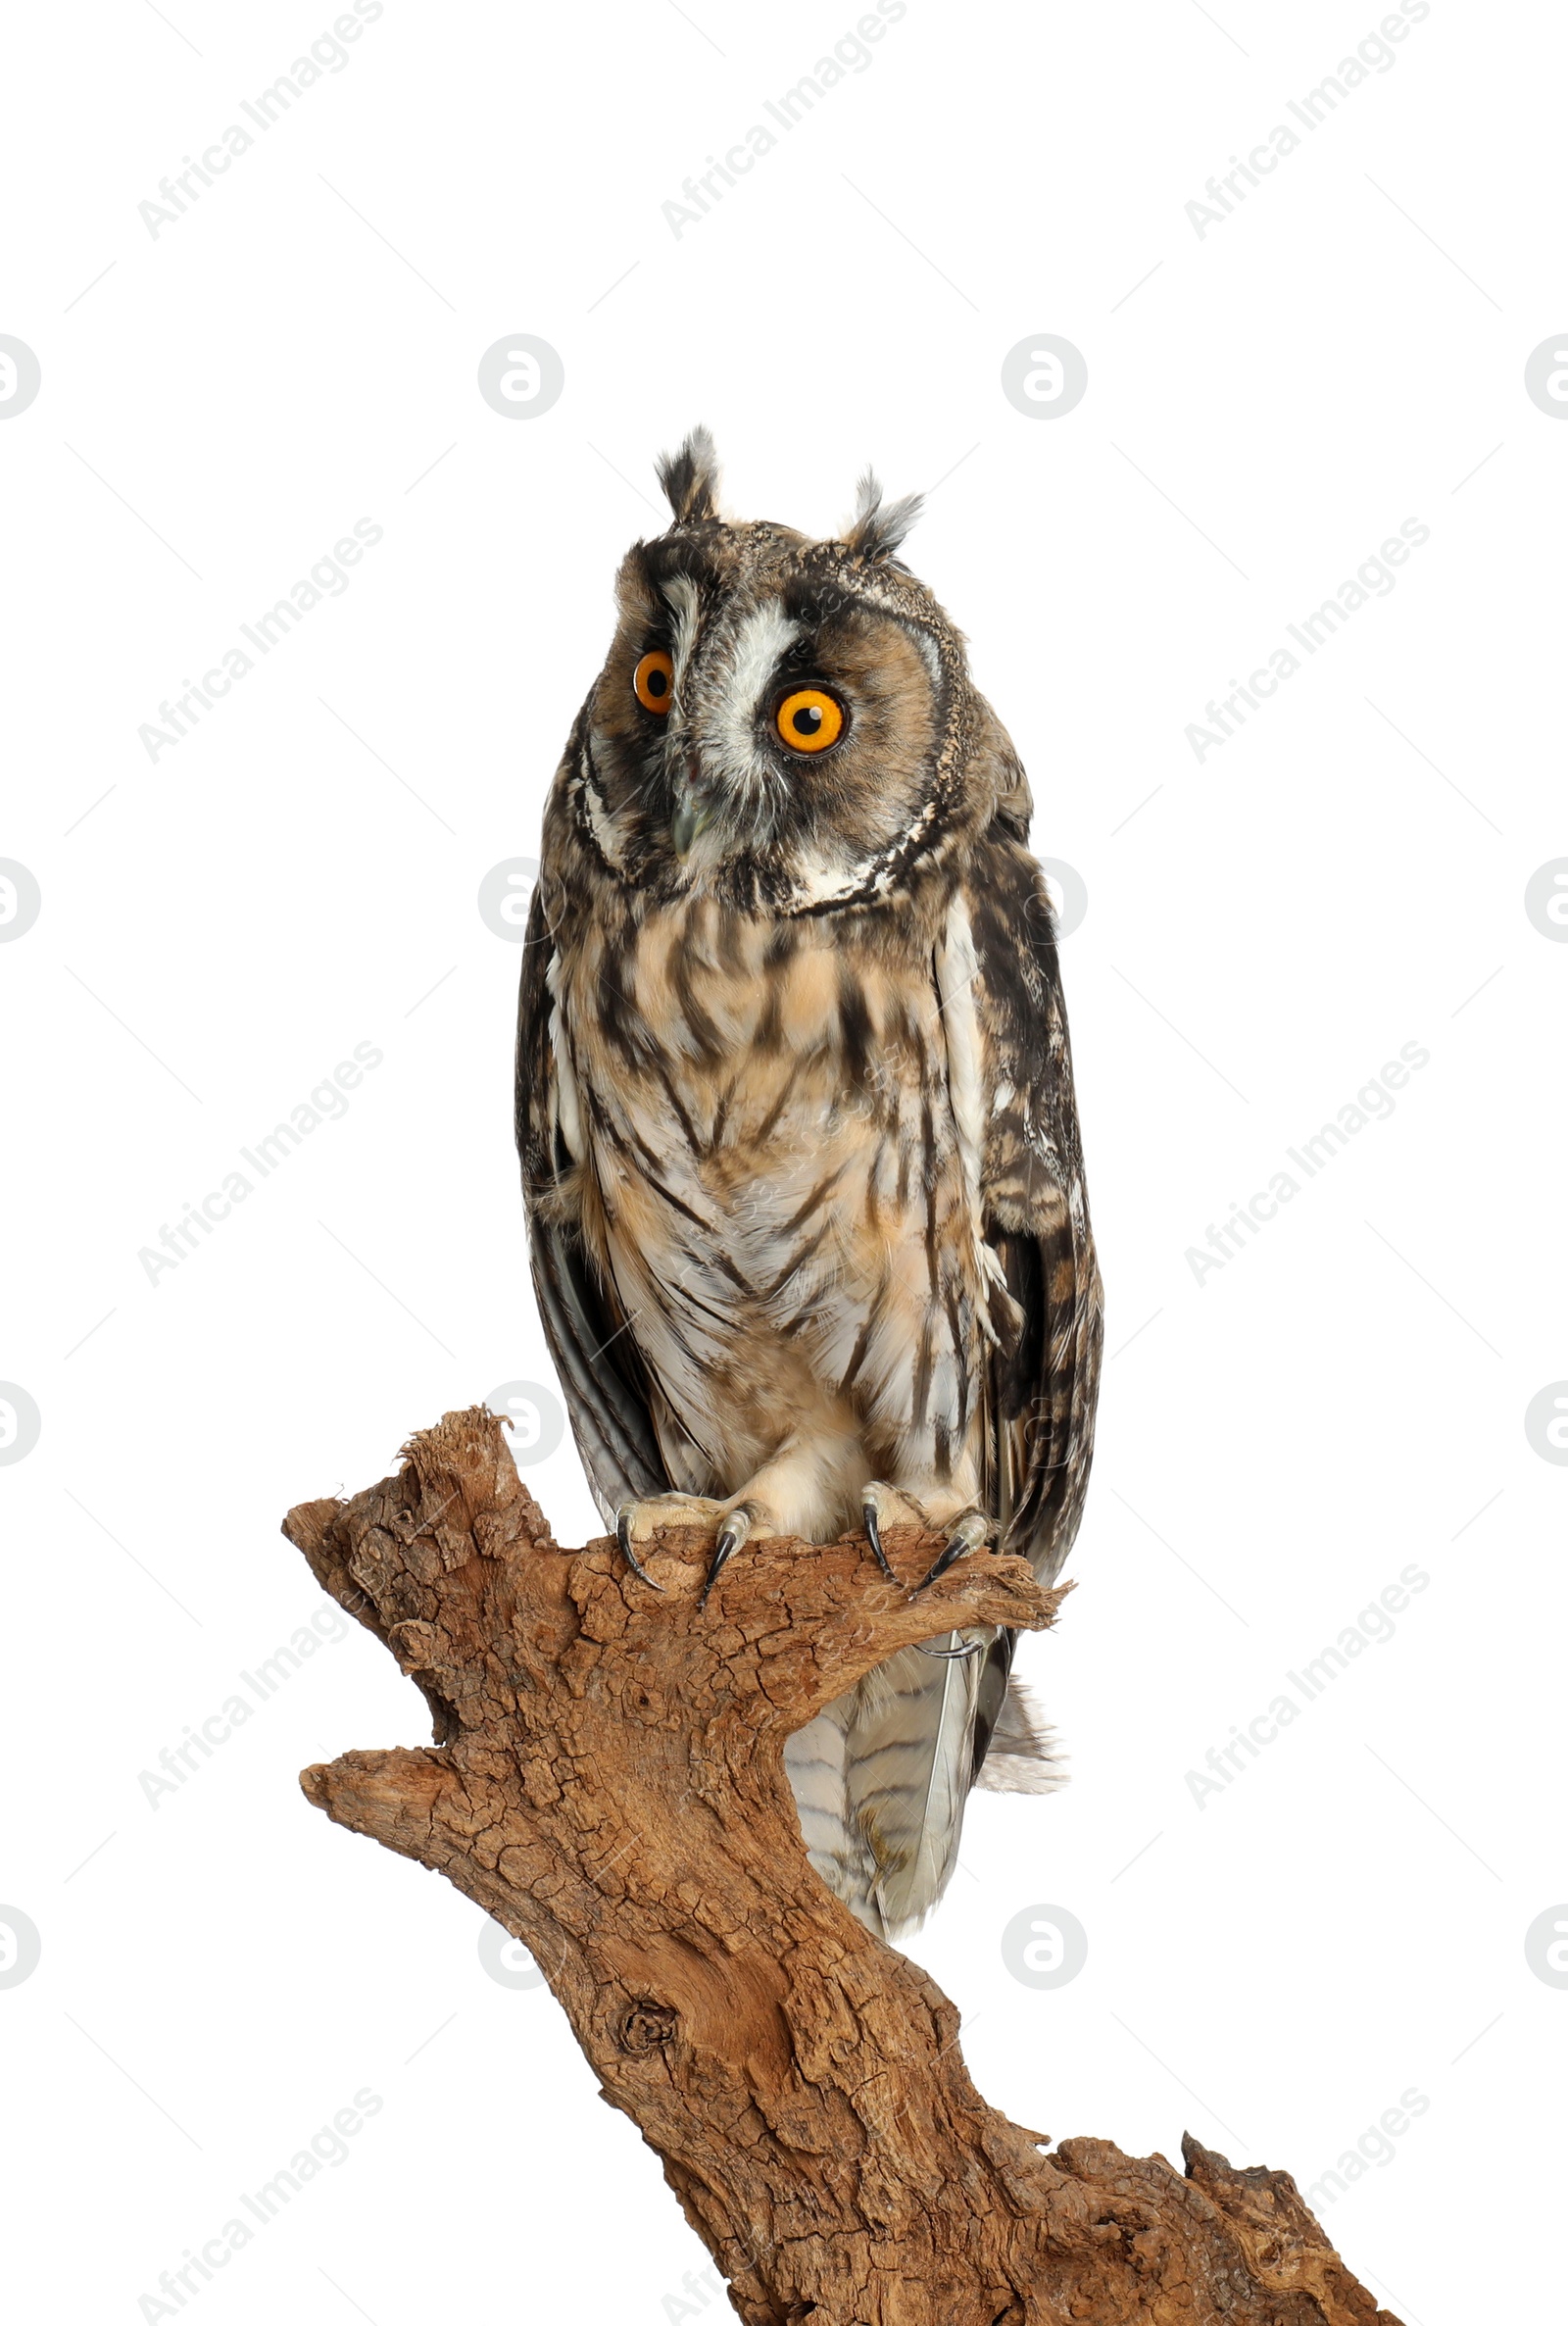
[973,1673,1066,1797]
[850,1637,985,1938]
[783,1662,1065,1943]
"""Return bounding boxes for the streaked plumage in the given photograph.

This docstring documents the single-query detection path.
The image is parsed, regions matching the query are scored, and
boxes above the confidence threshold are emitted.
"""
[515,430,1102,1938]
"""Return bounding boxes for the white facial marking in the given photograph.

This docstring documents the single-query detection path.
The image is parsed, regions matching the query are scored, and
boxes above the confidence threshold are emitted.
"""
[906,622,943,689]
[713,599,799,786]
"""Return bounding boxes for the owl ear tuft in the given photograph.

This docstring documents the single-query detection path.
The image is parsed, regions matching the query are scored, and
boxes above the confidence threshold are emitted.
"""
[843,468,923,562]
[655,425,721,523]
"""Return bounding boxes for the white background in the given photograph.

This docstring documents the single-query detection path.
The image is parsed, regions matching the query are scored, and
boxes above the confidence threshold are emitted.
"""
[3,3,1563,2320]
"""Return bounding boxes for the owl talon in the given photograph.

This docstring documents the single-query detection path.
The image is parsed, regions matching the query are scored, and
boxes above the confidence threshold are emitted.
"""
[913,1510,992,1595]
[860,1492,898,1581]
[614,1506,665,1591]
[700,1505,753,1610]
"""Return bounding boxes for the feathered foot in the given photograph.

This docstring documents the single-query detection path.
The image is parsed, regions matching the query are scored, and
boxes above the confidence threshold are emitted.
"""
[612,1492,770,1607]
[913,1509,993,1594]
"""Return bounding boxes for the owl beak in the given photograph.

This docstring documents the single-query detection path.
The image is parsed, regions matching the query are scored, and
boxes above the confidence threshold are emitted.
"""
[671,771,714,858]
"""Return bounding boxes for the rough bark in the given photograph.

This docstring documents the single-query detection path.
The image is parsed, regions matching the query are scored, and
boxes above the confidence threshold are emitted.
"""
[284,1408,1400,2326]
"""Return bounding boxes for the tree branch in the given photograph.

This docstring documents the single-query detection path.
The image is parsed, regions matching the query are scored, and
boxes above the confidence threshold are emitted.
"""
[284,1408,1400,2326]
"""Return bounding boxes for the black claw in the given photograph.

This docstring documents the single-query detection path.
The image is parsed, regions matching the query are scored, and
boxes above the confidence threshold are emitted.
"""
[912,1541,966,1595]
[614,1510,663,1591]
[916,1633,986,1660]
[862,1498,897,1581]
[699,1516,746,1610]
[912,1521,988,1596]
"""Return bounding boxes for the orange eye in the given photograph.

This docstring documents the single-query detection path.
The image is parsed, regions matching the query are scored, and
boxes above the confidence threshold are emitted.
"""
[633,650,674,714]
[775,686,844,754]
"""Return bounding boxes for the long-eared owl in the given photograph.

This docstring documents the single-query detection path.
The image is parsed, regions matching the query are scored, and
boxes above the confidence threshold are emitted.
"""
[516,429,1102,1937]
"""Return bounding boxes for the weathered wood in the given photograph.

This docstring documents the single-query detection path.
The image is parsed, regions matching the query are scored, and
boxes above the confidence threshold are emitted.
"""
[285,1408,1400,2326]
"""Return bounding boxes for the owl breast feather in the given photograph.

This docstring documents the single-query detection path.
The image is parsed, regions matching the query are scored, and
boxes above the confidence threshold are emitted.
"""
[553,892,994,1515]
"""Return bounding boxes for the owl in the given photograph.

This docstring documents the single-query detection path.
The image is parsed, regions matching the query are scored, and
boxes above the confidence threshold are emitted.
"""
[515,429,1102,1938]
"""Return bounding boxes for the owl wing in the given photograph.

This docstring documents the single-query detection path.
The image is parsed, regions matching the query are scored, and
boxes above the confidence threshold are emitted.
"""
[842,836,1102,1933]
[963,835,1103,1788]
[970,846,1102,1584]
[514,889,669,1520]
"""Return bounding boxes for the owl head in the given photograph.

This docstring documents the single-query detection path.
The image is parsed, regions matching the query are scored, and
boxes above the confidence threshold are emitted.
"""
[565,428,1030,915]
